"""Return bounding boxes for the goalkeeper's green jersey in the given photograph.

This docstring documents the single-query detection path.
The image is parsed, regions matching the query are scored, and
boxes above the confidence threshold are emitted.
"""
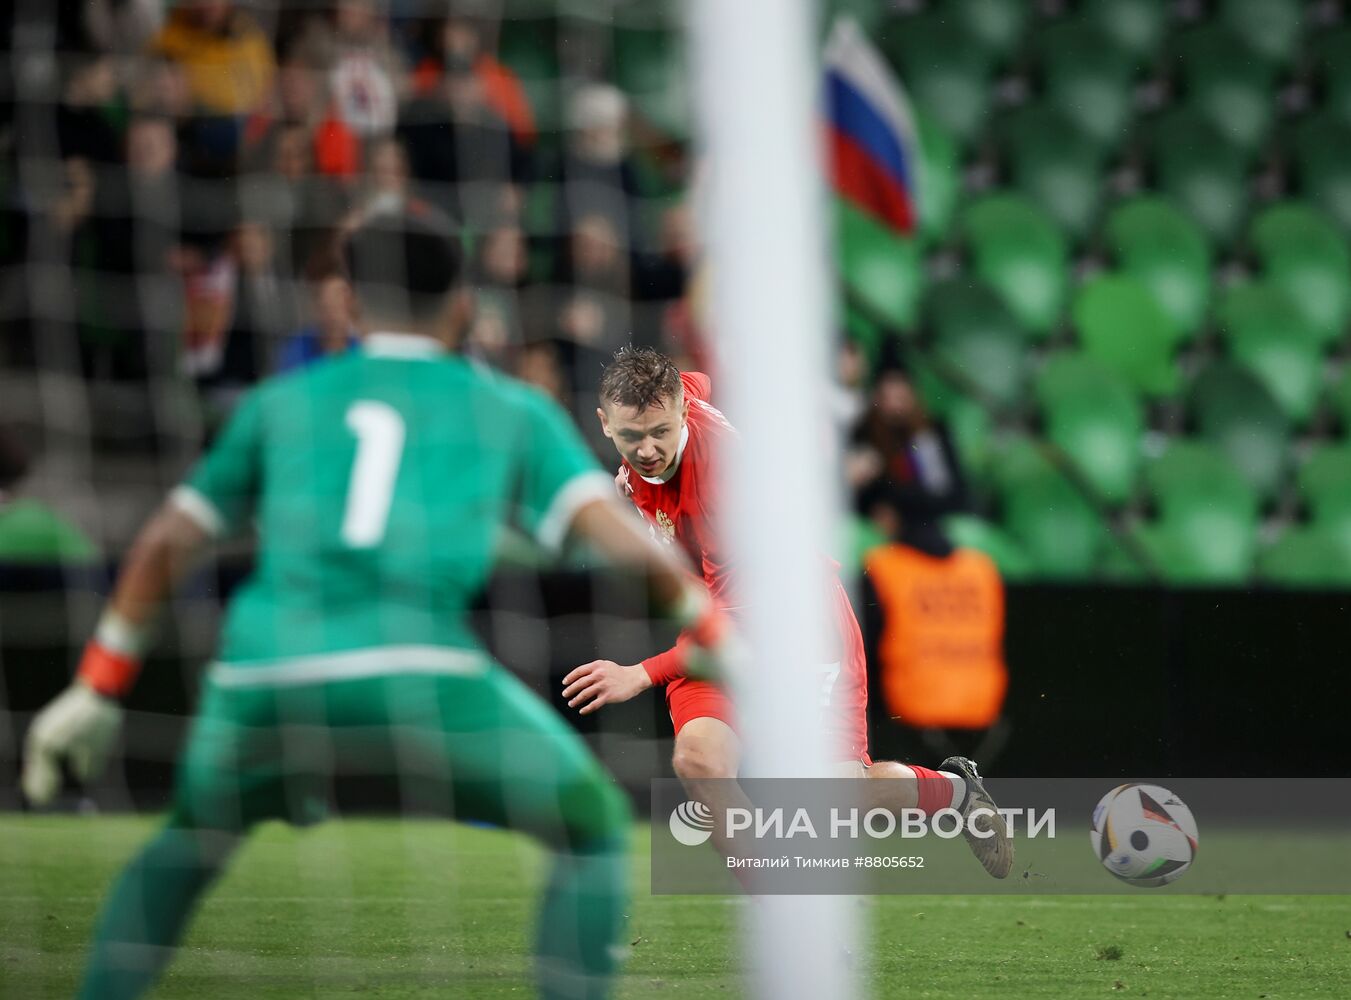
[172,333,611,680]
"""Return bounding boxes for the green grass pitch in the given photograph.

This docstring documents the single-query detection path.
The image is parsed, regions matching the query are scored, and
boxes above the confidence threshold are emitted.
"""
[1,815,1348,998]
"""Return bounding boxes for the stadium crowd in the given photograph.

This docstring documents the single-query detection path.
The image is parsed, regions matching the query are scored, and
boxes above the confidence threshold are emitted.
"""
[5,2,702,456]
[2,0,960,557]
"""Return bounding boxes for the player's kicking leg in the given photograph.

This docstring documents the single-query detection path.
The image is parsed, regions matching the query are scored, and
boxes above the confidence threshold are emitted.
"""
[862,757,1013,879]
[670,715,759,874]
[938,755,1013,878]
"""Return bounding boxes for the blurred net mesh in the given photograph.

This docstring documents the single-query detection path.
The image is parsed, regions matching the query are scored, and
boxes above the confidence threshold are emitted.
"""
[0,0,695,816]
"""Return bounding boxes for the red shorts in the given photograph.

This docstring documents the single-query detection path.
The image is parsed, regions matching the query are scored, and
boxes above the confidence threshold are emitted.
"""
[665,579,871,765]
[667,676,736,735]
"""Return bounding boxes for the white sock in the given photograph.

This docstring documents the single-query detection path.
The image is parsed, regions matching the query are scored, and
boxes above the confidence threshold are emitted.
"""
[940,771,967,810]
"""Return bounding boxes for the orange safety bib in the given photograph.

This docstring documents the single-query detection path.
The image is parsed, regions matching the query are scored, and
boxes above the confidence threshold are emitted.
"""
[865,545,1008,729]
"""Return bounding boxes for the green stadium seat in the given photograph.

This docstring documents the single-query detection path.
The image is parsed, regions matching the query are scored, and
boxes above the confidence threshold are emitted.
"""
[1219,0,1304,67]
[961,193,1070,338]
[1071,275,1180,395]
[1132,520,1255,585]
[1189,361,1291,501]
[844,514,888,579]
[1086,0,1167,60]
[1313,27,1351,126]
[1037,21,1138,151]
[1034,353,1143,505]
[1293,113,1351,238]
[1216,283,1322,426]
[916,112,959,246]
[944,395,995,487]
[1139,441,1259,584]
[1249,202,1351,347]
[838,199,924,333]
[1096,526,1158,582]
[1003,106,1106,241]
[1259,526,1351,586]
[950,0,1029,63]
[1144,441,1257,518]
[1148,109,1250,246]
[1297,444,1351,524]
[943,513,1035,580]
[1257,525,1351,587]
[994,440,1108,578]
[926,278,1028,410]
[880,13,994,148]
[1175,25,1278,154]
[844,299,885,363]
[1102,196,1212,338]
[1296,454,1351,578]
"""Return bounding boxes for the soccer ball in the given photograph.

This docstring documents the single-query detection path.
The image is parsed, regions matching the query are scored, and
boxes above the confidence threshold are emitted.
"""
[1090,783,1199,887]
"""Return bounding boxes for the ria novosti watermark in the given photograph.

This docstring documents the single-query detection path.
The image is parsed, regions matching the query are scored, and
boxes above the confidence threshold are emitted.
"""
[673,802,1057,844]
[651,777,1351,895]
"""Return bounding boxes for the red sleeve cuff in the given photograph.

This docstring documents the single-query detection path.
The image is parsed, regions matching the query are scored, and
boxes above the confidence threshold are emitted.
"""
[642,640,688,686]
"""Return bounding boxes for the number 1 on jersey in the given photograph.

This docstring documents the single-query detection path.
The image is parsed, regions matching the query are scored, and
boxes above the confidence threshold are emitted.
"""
[342,401,405,548]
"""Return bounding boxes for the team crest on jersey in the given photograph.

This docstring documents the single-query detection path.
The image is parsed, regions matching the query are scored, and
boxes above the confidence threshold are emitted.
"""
[655,509,676,543]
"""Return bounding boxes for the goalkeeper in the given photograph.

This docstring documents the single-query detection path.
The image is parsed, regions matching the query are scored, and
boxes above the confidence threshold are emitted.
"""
[20,207,726,1000]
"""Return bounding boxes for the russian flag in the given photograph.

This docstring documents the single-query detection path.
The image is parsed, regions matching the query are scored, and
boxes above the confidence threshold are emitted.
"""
[825,18,922,236]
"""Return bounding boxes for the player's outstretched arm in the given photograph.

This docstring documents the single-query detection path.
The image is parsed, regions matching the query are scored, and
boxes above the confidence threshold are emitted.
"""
[21,503,212,805]
[560,498,731,715]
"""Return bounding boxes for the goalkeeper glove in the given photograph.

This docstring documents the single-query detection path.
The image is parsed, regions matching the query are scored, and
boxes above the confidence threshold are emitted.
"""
[674,585,747,684]
[22,681,123,806]
[21,631,139,806]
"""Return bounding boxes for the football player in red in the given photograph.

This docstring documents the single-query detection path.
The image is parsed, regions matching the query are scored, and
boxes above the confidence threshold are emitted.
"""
[562,348,1012,879]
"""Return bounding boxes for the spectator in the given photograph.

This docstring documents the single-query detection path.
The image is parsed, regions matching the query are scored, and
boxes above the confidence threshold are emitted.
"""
[861,521,1009,758]
[277,271,358,372]
[466,221,528,368]
[322,0,406,140]
[345,134,413,220]
[513,337,612,459]
[56,55,123,167]
[412,13,536,147]
[549,213,632,352]
[243,38,339,172]
[396,51,525,226]
[831,340,868,435]
[0,429,98,564]
[515,339,569,407]
[556,83,642,247]
[241,115,349,277]
[80,115,187,381]
[127,55,193,120]
[634,200,695,302]
[51,158,97,240]
[84,0,163,54]
[849,363,967,548]
[149,1,276,118]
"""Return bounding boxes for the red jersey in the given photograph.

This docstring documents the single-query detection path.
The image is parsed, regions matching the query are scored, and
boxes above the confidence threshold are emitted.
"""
[620,372,737,617]
[618,374,870,766]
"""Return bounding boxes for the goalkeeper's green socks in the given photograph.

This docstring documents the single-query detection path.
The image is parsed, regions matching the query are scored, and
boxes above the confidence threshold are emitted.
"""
[535,841,630,1000]
[78,823,234,1000]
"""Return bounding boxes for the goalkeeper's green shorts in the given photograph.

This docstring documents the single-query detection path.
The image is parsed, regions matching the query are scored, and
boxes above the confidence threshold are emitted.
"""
[169,658,629,852]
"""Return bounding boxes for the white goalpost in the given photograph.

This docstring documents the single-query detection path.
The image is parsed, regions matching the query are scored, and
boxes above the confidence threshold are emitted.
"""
[687,2,857,998]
